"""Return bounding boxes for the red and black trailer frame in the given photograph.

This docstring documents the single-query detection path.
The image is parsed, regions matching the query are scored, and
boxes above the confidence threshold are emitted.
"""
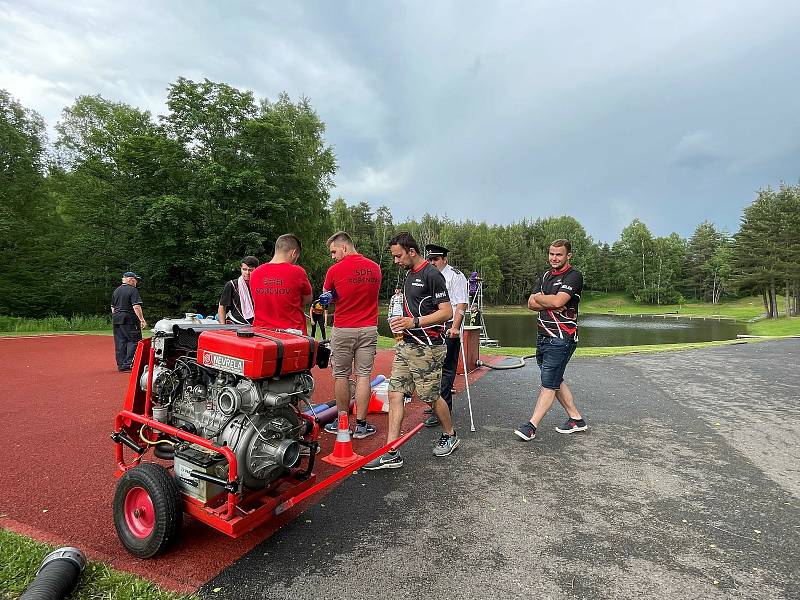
[111,337,422,541]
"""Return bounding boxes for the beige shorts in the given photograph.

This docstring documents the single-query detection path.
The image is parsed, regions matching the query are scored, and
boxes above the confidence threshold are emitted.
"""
[330,326,378,379]
[388,342,447,405]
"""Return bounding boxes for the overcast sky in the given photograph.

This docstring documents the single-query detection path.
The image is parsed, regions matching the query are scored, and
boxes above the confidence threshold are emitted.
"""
[2,1,799,243]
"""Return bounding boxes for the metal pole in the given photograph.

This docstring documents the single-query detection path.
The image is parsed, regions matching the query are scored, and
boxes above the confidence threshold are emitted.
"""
[458,322,476,432]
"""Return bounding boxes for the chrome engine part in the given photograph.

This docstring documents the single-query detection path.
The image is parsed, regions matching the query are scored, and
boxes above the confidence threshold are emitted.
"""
[140,317,315,490]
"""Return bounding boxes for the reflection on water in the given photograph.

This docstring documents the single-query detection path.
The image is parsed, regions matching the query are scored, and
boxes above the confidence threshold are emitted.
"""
[377,313,746,348]
[581,316,694,330]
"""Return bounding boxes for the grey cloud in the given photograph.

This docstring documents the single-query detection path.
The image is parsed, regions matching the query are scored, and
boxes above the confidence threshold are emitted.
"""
[2,0,800,242]
[670,130,724,169]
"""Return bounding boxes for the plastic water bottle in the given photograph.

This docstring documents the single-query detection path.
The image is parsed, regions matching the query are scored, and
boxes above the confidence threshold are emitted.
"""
[388,293,404,342]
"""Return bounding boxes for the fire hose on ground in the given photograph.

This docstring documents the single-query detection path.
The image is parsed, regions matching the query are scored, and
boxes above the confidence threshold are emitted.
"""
[475,354,535,370]
[20,547,86,600]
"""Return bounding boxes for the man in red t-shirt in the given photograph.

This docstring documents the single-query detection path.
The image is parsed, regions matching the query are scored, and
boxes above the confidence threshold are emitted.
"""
[321,231,382,439]
[250,234,313,334]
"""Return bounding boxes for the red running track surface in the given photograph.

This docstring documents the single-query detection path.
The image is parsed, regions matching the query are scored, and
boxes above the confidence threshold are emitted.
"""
[0,335,497,592]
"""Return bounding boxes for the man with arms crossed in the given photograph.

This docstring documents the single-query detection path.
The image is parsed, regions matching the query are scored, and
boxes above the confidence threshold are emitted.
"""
[321,231,382,439]
[217,256,259,324]
[250,234,312,334]
[423,243,469,428]
[515,239,587,441]
[364,232,458,470]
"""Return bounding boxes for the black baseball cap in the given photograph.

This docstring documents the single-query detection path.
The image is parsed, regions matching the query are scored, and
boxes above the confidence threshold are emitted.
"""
[425,243,448,258]
[123,271,142,280]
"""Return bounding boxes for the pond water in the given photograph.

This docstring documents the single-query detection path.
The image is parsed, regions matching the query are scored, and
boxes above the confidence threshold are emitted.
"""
[376,313,746,348]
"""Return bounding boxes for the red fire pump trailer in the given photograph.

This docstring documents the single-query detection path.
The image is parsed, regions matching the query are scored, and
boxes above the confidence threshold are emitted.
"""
[111,317,419,558]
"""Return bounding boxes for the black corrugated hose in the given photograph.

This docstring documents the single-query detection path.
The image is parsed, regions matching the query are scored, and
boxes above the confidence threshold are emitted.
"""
[20,547,86,600]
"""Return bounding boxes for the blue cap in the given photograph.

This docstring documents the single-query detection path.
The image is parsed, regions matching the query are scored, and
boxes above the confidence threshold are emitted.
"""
[123,271,141,280]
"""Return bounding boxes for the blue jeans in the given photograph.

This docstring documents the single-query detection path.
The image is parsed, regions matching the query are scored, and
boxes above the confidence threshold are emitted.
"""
[535,335,577,390]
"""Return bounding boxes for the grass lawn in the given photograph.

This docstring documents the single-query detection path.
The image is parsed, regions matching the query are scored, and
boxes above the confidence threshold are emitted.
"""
[485,292,784,321]
[747,316,800,336]
[477,337,769,358]
[0,529,194,600]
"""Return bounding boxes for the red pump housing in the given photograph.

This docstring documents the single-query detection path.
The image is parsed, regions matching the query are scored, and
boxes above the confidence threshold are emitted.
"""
[196,328,318,379]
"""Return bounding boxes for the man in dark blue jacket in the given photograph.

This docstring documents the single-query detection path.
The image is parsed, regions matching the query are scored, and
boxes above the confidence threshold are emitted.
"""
[111,272,147,372]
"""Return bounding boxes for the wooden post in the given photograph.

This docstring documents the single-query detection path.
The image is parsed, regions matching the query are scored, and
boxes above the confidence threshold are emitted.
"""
[459,326,481,374]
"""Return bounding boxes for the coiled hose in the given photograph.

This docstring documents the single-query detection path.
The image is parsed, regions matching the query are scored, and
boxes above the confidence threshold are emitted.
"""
[21,547,86,600]
[475,354,536,370]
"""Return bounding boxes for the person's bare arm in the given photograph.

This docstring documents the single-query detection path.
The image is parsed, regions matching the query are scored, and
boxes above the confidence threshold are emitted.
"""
[218,304,227,323]
[448,302,468,336]
[532,291,572,309]
[528,294,546,311]
[392,301,452,330]
[133,304,147,328]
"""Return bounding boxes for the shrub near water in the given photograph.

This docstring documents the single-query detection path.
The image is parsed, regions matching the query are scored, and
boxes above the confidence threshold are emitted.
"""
[0,315,112,333]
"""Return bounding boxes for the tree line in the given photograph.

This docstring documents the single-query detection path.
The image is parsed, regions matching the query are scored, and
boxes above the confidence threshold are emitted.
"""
[1,80,798,320]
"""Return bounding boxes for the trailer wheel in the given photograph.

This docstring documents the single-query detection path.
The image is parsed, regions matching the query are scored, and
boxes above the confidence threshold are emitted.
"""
[113,463,182,558]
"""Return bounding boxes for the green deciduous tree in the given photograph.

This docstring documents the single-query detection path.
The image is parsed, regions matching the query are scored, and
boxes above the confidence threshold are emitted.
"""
[51,80,336,316]
[0,90,66,316]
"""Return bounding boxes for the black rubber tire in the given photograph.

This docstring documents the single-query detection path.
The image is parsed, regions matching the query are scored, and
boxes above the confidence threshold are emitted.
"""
[113,463,182,558]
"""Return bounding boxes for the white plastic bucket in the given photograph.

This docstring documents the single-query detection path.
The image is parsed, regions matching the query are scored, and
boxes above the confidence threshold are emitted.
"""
[373,381,390,411]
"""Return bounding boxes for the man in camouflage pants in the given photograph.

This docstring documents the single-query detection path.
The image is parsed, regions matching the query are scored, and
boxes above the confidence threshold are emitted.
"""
[364,232,458,471]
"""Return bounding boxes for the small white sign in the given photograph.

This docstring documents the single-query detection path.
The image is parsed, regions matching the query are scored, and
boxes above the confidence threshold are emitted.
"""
[202,350,245,375]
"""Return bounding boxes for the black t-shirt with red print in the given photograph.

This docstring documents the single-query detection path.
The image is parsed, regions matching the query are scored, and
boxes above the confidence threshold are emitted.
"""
[402,261,450,346]
[532,264,583,342]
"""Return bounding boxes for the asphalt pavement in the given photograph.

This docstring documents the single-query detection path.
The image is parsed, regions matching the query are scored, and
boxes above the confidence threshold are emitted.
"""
[203,339,799,599]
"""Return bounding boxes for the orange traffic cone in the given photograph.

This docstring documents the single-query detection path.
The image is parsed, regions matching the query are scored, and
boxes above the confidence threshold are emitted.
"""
[367,390,387,414]
[351,390,388,415]
[322,412,363,467]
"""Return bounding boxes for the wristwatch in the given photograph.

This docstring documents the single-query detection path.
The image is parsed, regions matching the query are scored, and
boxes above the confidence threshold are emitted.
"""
[413,316,420,328]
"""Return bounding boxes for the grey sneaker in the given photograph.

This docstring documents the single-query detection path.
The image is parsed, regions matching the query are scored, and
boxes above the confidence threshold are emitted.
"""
[363,452,403,470]
[353,422,376,439]
[432,432,460,457]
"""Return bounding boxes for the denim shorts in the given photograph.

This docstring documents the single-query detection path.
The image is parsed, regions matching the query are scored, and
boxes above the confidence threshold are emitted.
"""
[536,335,577,390]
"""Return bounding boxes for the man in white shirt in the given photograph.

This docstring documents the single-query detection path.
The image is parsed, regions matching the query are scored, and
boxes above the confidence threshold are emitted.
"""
[423,244,469,427]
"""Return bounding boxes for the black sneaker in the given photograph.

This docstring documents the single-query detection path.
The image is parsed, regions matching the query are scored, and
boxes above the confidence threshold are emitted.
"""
[353,422,376,439]
[514,421,536,441]
[556,418,588,434]
[363,452,404,470]
[423,414,440,427]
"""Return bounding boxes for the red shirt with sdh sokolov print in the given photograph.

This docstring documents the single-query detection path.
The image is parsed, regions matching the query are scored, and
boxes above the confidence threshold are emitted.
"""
[249,262,312,334]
